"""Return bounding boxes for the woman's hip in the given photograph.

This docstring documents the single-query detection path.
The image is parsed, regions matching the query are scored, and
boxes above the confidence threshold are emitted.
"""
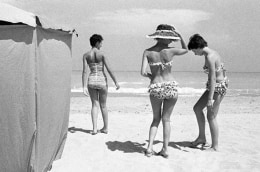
[148,81,178,99]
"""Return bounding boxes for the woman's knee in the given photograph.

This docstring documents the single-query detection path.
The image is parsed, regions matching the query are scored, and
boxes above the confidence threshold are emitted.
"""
[92,100,99,107]
[162,116,171,123]
[207,112,216,121]
[193,104,203,114]
[99,102,107,110]
[153,116,161,123]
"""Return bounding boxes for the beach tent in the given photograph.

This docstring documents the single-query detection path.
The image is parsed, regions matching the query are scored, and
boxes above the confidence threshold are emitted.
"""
[0,3,74,172]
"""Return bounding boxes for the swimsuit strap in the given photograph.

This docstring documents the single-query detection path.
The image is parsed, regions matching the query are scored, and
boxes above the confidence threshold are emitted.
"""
[149,60,173,66]
[149,60,173,70]
[203,63,225,74]
[164,60,173,66]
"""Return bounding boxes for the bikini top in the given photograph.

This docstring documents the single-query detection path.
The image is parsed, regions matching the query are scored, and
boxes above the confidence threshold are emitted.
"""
[149,60,173,70]
[203,63,225,74]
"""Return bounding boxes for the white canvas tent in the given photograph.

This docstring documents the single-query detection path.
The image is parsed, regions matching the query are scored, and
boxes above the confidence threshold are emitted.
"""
[0,3,74,172]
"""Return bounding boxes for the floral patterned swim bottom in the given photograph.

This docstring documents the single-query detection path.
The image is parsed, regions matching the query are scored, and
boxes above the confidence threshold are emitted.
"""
[148,81,178,99]
[206,77,229,96]
[88,73,107,90]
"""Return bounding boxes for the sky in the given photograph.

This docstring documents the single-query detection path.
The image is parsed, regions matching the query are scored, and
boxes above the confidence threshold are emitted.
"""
[1,0,260,72]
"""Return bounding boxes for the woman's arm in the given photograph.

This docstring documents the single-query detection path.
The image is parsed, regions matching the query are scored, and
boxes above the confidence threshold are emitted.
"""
[140,50,152,79]
[82,54,89,95]
[174,31,188,55]
[206,55,216,108]
[102,53,120,90]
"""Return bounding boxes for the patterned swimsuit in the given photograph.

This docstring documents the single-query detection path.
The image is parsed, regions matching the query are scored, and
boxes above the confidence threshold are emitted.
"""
[204,63,228,96]
[87,51,107,90]
[148,60,178,99]
[88,63,107,90]
[148,81,178,99]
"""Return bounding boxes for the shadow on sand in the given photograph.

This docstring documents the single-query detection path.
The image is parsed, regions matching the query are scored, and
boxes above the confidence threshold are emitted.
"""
[145,140,195,152]
[106,141,146,154]
[169,141,192,152]
[68,126,92,134]
[169,141,207,151]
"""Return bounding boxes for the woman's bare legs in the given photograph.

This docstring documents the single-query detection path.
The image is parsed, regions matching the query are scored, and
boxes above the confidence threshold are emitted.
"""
[206,93,224,151]
[192,91,208,144]
[146,95,163,154]
[88,87,99,134]
[159,95,178,156]
[98,87,108,133]
[193,90,224,150]
[146,95,177,157]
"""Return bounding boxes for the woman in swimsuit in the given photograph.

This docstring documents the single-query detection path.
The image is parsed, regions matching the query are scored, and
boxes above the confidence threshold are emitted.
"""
[141,24,188,158]
[82,34,120,135]
[188,34,228,151]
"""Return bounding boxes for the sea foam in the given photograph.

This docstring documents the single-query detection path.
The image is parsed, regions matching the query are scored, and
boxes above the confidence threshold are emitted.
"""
[71,86,205,96]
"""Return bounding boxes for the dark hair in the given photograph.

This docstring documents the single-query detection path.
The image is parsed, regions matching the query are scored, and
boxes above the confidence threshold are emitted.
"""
[90,34,103,47]
[156,24,175,31]
[187,34,208,50]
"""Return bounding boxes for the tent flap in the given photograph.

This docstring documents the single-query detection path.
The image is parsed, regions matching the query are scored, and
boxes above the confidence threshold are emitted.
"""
[0,25,36,172]
[34,27,72,171]
[0,24,72,172]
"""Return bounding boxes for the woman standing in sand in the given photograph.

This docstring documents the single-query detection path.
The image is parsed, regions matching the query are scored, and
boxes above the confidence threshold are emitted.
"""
[141,24,188,158]
[82,34,120,135]
[188,34,228,151]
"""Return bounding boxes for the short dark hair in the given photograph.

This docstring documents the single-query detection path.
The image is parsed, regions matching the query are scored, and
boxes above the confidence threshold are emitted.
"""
[188,34,208,50]
[156,24,175,31]
[90,34,103,47]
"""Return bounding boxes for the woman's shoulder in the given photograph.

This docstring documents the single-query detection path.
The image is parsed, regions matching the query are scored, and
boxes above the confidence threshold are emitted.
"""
[143,48,154,57]
[83,51,91,59]
[94,49,105,57]
[163,46,176,51]
[207,50,221,60]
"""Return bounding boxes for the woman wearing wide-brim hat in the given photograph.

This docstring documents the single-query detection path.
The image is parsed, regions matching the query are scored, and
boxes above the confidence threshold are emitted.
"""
[141,24,188,158]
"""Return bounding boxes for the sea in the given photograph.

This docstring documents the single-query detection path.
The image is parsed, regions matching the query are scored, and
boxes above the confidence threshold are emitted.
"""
[71,71,260,97]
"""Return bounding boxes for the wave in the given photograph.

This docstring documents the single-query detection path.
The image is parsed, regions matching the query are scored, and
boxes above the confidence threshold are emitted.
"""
[71,86,205,95]
[118,82,144,85]
[71,86,260,97]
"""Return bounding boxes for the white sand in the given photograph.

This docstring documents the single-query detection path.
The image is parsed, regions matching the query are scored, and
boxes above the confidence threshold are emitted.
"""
[51,95,260,172]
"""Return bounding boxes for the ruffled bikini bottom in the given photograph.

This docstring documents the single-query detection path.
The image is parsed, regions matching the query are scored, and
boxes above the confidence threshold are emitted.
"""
[206,77,228,96]
[148,81,178,99]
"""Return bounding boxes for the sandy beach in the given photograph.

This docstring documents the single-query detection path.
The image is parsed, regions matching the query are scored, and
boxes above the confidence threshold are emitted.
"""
[51,95,260,172]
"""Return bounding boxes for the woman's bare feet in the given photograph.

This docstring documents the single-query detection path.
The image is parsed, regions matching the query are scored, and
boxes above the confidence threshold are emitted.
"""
[98,128,108,134]
[90,130,98,135]
[204,147,218,152]
[156,149,169,159]
[144,149,156,157]
[190,137,207,148]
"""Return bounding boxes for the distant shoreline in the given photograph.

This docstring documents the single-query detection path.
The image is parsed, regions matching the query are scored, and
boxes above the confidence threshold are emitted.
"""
[72,70,260,74]
[70,92,148,98]
[70,92,260,98]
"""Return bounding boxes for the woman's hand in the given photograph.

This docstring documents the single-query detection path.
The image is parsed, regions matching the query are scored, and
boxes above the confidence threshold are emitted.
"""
[207,99,214,110]
[115,83,120,90]
[143,72,152,80]
[147,73,152,79]
[83,87,89,96]
[174,28,181,37]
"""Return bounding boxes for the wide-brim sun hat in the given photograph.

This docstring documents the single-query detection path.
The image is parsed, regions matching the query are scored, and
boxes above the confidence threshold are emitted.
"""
[146,29,180,40]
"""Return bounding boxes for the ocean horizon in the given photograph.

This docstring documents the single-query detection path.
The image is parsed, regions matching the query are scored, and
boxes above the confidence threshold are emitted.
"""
[71,71,260,97]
